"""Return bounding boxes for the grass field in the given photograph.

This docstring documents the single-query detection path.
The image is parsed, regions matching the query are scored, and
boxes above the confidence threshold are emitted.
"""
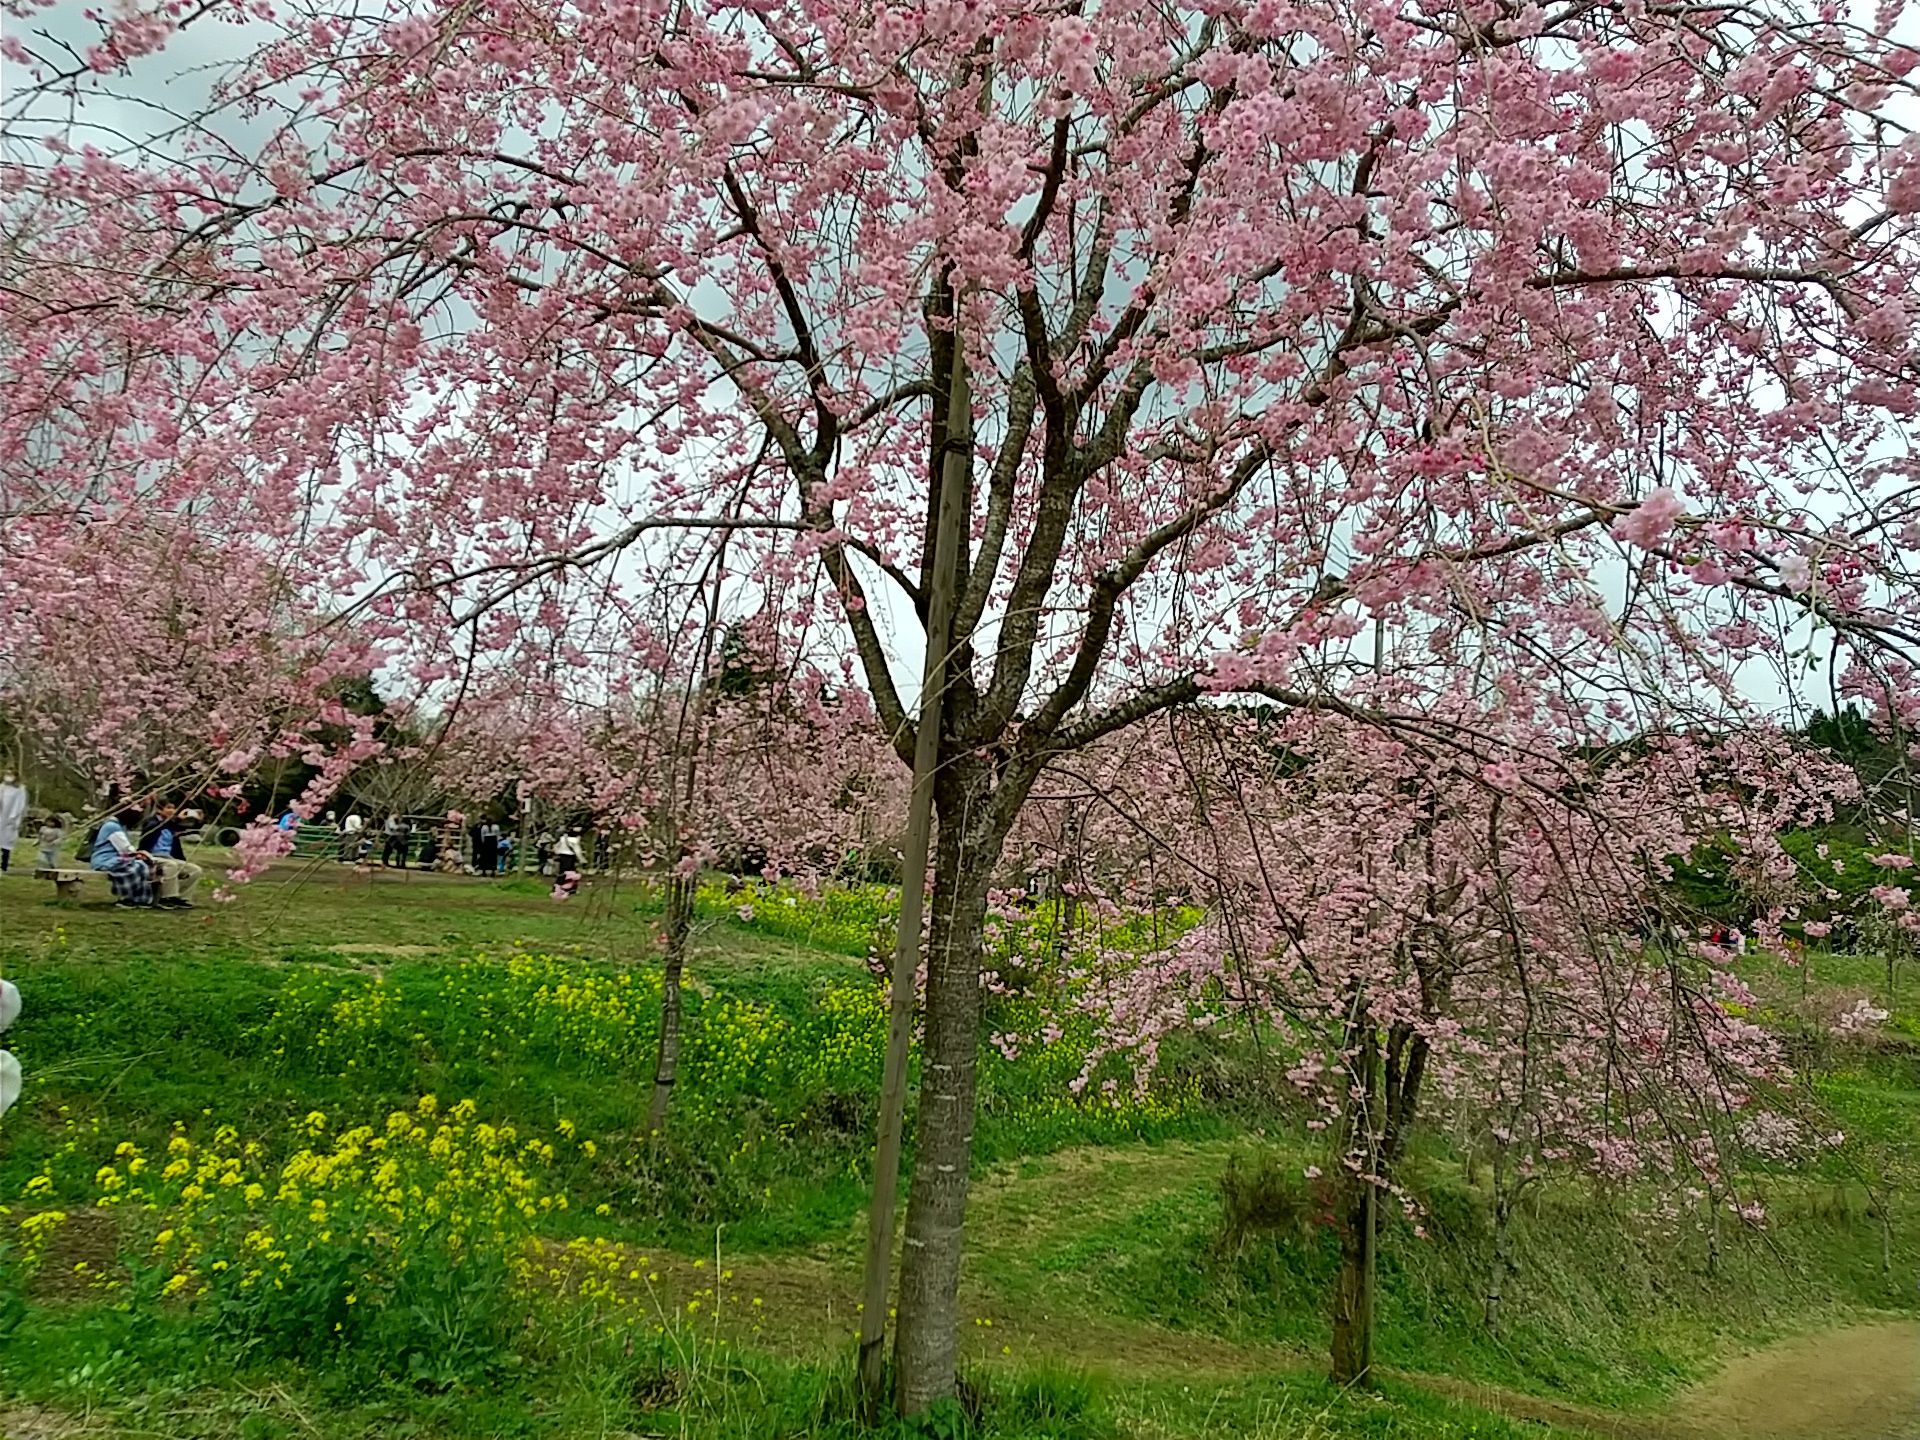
[2,860,1916,1440]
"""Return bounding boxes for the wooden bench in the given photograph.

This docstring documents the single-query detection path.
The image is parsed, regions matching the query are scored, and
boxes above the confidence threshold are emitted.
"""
[34,868,104,901]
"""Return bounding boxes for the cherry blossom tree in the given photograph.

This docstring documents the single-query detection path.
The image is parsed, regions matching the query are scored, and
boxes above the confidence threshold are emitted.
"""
[0,511,372,817]
[1052,708,1830,1376]
[9,0,1920,1409]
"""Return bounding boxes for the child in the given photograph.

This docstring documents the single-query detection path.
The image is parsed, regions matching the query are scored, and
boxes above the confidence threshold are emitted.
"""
[37,813,66,872]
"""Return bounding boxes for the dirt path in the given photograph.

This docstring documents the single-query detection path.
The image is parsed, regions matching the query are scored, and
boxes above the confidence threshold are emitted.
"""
[1667,1320,1920,1440]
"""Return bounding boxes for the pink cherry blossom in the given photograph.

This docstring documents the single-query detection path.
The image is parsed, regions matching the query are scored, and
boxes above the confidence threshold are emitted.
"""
[1835,999,1890,1035]
[1870,884,1911,911]
[1611,489,1686,549]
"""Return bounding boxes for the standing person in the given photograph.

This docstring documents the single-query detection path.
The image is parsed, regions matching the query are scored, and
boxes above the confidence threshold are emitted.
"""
[380,814,409,869]
[90,804,155,908]
[536,831,554,875]
[141,799,203,908]
[551,828,582,900]
[0,769,26,873]
[495,833,513,875]
[339,811,363,861]
[37,813,67,871]
[478,820,501,876]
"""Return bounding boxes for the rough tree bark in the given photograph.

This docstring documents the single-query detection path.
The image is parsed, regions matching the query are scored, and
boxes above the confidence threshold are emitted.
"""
[1330,995,1436,1385]
[892,757,1012,1414]
[1330,1017,1380,1386]
[647,871,696,1144]
[857,292,972,1408]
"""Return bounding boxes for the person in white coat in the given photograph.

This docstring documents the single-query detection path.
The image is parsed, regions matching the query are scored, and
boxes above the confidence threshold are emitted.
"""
[551,830,582,899]
[0,976,20,1119]
[0,770,27,874]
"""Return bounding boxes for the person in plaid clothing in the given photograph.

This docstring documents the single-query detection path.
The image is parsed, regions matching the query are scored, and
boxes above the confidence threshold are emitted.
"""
[90,805,155,908]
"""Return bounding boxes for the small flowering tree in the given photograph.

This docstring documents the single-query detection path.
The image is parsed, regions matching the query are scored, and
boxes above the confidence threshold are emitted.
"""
[1059,710,1823,1377]
[426,613,901,1141]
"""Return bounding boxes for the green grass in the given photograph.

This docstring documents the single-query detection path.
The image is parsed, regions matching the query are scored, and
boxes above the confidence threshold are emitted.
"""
[1109,1373,1589,1440]
[2,867,1915,1440]
[0,868,1217,1257]
[957,1141,1919,1414]
[0,952,1207,1253]
[0,1303,1589,1440]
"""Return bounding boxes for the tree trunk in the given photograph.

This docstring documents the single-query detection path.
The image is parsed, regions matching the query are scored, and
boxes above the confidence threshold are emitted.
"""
[1485,1145,1513,1332]
[647,871,695,1144]
[858,319,971,1410]
[1331,1175,1377,1386]
[893,773,1004,1415]
[1485,1210,1510,1332]
[1330,1023,1380,1387]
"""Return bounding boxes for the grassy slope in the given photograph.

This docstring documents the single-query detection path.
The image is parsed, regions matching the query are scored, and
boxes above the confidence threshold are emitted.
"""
[3,866,1916,1440]
[961,1138,1915,1411]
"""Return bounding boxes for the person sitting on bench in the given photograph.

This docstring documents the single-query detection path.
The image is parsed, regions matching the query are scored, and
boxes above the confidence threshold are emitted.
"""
[141,799,203,909]
[91,805,155,908]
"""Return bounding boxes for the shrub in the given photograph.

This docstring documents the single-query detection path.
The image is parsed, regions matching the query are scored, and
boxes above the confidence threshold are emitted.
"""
[256,953,668,1083]
[99,1097,570,1387]
[1217,1150,1333,1256]
[698,879,898,956]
